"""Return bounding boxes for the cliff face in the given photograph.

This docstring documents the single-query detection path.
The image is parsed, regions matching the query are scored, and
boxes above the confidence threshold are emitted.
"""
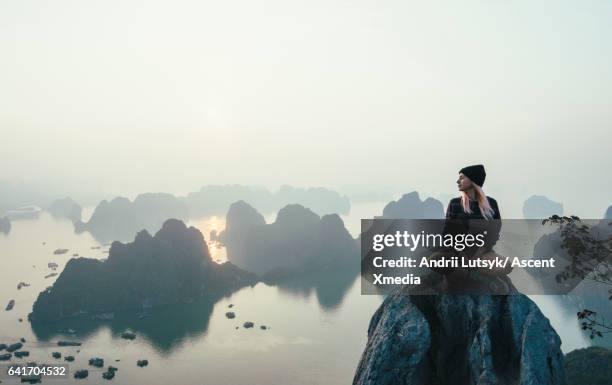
[219,200,267,262]
[30,219,257,322]
[353,289,565,385]
[220,201,358,277]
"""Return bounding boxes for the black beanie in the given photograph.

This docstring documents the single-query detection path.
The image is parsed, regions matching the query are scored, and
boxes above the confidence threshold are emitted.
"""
[459,164,486,187]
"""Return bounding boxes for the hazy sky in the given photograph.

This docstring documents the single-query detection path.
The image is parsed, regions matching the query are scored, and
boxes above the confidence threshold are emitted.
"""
[1,0,610,217]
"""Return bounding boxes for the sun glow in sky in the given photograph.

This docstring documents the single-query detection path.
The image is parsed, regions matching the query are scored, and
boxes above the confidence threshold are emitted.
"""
[1,0,611,217]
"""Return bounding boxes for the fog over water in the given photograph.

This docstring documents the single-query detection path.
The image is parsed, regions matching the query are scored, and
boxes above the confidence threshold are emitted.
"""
[1,0,611,218]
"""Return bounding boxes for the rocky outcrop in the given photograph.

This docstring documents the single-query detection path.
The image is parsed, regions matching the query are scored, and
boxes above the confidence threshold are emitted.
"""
[0,216,10,234]
[343,190,394,203]
[604,205,612,220]
[273,185,350,216]
[359,192,444,277]
[47,197,82,222]
[185,185,270,217]
[185,184,350,217]
[353,288,565,385]
[379,192,444,219]
[218,200,266,261]
[523,196,563,219]
[74,193,189,242]
[564,346,612,385]
[219,201,358,277]
[30,219,257,322]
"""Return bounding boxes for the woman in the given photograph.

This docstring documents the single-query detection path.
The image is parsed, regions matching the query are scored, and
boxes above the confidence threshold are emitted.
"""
[431,164,514,294]
[447,164,502,261]
[448,164,499,221]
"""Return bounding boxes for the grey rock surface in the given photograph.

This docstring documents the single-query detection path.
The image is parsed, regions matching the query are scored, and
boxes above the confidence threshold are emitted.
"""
[353,288,565,385]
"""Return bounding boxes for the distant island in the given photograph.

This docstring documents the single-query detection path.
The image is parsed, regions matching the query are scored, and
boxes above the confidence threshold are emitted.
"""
[30,219,257,322]
[0,180,57,216]
[565,346,612,385]
[47,197,82,222]
[75,185,350,242]
[0,216,10,234]
[219,201,358,279]
[377,191,444,219]
[523,195,564,219]
[185,184,350,217]
[74,193,190,242]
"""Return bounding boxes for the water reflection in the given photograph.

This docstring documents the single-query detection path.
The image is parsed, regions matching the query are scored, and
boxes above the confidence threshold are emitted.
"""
[30,294,223,354]
[263,262,360,311]
[30,260,361,353]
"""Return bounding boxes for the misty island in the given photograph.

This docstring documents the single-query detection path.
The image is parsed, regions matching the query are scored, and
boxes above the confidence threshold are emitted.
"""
[29,219,257,322]
[219,201,359,280]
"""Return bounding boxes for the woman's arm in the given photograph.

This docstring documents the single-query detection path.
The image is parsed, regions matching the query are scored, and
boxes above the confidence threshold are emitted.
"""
[429,200,459,275]
[488,198,502,247]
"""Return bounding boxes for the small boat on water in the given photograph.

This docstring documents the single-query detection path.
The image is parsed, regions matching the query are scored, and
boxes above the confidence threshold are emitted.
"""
[5,299,15,311]
[5,205,42,220]
[137,311,149,319]
[91,312,114,320]
[57,340,81,347]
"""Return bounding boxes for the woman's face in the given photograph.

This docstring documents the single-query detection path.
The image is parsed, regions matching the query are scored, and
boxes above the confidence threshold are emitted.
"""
[457,173,473,191]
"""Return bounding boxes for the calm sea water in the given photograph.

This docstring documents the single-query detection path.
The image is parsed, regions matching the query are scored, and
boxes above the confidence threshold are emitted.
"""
[0,204,604,384]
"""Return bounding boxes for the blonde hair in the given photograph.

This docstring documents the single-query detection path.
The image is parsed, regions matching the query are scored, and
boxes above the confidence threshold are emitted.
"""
[460,181,495,220]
